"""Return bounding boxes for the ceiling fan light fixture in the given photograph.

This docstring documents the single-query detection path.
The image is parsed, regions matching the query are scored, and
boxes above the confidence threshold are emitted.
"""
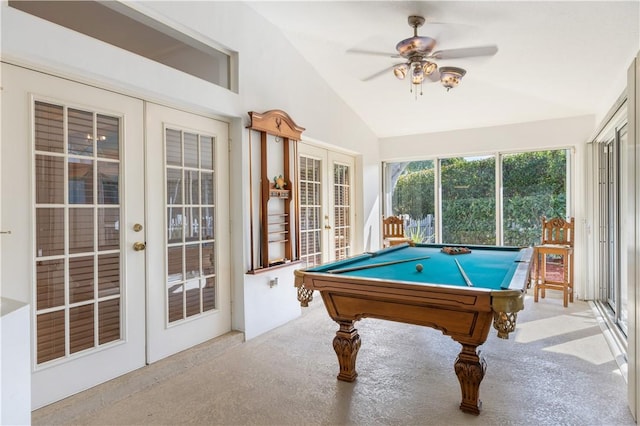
[439,66,466,91]
[411,63,424,84]
[393,64,407,80]
[422,61,437,76]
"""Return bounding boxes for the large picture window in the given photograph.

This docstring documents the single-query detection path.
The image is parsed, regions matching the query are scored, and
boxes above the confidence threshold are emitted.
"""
[384,149,569,246]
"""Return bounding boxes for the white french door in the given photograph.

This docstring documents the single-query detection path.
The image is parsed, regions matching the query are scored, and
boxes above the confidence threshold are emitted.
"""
[298,143,355,266]
[1,63,231,408]
[144,102,230,363]
[2,63,146,408]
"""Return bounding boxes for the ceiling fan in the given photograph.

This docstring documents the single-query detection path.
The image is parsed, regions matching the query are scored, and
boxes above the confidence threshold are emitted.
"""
[350,15,498,97]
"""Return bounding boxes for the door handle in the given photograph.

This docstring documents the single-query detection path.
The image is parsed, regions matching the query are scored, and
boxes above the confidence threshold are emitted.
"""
[133,242,146,251]
[324,215,331,230]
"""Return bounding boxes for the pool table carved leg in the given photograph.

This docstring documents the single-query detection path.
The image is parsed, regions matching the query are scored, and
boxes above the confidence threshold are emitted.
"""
[333,321,361,382]
[454,344,486,415]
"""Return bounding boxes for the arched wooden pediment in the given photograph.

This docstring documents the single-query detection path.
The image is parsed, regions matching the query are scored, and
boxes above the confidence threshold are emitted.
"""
[247,110,305,140]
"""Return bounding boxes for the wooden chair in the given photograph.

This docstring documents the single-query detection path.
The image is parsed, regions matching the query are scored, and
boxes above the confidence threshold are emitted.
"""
[532,216,575,307]
[382,216,412,247]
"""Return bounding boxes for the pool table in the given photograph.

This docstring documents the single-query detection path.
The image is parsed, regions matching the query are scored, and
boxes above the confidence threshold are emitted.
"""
[294,243,533,415]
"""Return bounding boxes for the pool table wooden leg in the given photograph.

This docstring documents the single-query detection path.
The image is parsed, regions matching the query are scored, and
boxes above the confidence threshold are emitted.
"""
[454,344,487,415]
[333,321,361,382]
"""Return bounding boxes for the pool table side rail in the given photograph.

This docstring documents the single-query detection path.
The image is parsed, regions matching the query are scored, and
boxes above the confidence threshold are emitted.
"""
[492,246,534,313]
[298,274,495,311]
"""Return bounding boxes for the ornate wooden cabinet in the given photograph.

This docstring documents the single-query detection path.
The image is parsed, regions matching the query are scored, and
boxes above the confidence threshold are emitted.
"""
[247,110,305,272]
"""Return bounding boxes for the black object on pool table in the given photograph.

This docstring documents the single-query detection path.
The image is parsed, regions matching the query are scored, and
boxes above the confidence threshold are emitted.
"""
[416,263,423,272]
[327,255,430,274]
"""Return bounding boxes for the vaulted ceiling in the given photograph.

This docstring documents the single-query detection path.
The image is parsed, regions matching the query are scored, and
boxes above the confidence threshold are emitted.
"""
[248,1,640,138]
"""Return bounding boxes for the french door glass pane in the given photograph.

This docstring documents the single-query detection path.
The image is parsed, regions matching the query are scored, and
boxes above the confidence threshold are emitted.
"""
[201,172,214,205]
[184,207,200,242]
[202,243,215,275]
[36,208,65,256]
[68,108,93,155]
[167,169,183,204]
[441,156,495,244]
[34,100,123,365]
[166,129,182,166]
[98,208,120,250]
[36,155,64,204]
[165,128,217,323]
[98,299,120,345]
[97,114,120,160]
[98,253,120,298]
[36,259,65,310]
[184,132,199,168]
[201,206,214,240]
[68,159,94,204]
[201,136,214,170]
[69,304,94,354]
[203,278,216,311]
[97,161,119,204]
[69,208,94,253]
[167,246,183,282]
[185,171,199,205]
[34,102,64,153]
[69,256,94,304]
[168,284,184,323]
[37,311,65,364]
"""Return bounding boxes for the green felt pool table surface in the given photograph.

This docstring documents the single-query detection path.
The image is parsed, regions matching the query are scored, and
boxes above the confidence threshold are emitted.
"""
[306,243,527,290]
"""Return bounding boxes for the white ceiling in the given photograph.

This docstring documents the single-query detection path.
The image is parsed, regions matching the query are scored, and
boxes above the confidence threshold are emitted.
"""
[247,1,640,138]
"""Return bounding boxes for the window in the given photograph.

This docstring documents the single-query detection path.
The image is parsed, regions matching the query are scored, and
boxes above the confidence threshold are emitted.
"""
[441,156,495,245]
[388,161,435,243]
[502,151,567,246]
[9,0,235,91]
[384,149,569,246]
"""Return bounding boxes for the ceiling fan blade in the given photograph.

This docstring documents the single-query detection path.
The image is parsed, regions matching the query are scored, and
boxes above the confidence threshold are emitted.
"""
[362,63,404,82]
[428,45,498,60]
[347,48,402,59]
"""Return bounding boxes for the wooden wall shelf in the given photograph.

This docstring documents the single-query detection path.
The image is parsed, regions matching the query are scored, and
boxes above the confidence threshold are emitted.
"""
[269,183,290,199]
[247,110,305,272]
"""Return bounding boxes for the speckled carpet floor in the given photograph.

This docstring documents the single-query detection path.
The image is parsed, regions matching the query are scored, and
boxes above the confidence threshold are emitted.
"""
[33,290,633,425]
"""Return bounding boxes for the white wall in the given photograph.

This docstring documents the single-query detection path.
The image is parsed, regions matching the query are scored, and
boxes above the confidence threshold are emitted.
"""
[0,298,31,425]
[379,115,596,299]
[0,1,379,340]
[379,115,594,160]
